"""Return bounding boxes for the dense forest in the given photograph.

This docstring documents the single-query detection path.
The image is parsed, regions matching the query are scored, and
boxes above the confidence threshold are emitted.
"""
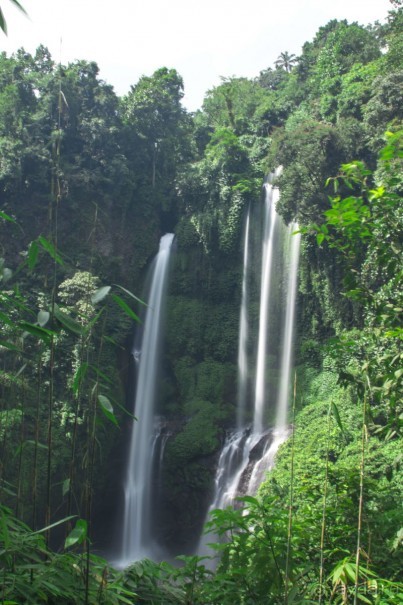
[0,1,402,603]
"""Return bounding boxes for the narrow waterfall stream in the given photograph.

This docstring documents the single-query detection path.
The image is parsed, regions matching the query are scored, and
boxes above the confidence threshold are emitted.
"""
[198,174,300,557]
[117,233,174,568]
[237,209,250,429]
[275,223,301,431]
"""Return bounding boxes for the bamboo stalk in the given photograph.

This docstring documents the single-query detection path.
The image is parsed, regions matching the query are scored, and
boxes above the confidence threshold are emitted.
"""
[318,406,331,604]
[354,384,368,605]
[284,371,297,604]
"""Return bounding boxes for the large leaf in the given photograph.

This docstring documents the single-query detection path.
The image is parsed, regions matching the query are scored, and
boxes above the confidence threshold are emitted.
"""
[64,519,87,549]
[0,9,6,34]
[0,340,22,352]
[330,402,346,440]
[98,394,119,427]
[62,478,70,498]
[10,0,27,15]
[53,304,85,336]
[2,267,12,283]
[114,284,147,307]
[72,362,89,395]
[37,310,50,327]
[0,210,16,223]
[32,515,77,535]
[38,235,64,265]
[20,322,55,345]
[14,440,48,457]
[111,294,141,323]
[91,285,111,304]
[28,240,39,270]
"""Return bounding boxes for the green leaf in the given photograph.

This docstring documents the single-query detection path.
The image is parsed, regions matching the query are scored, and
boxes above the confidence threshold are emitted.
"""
[357,594,372,604]
[2,267,13,283]
[38,235,64,265]
[98,394,119,427]
[14,363,27,379]
[0,340,21,352]
[20,322,55,345]
[62,478,70,498]
[53,304,85,335]
[14,440,48,457]
[330,402,346,438]
[72,362,89,394]
[111,396,137,420]
[0,210,16,223]
[91,285,111,304]
[84,307,104,332]
[239,495,259,507]
[64,519,87,549]
[32,514,77,535]
[111,294,141,323]
[0,8,6,34]
[37,310,50,327]
[114,284,147,307]
[28,240,39,270]
[10,0,28,16]
[316,232,325,246]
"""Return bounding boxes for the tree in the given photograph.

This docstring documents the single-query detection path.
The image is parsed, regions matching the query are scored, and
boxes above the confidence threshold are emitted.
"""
[309,131,403,435]
[274,51,298,72]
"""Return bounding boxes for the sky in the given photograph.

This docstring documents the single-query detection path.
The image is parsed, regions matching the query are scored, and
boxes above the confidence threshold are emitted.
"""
[1,0,392,111]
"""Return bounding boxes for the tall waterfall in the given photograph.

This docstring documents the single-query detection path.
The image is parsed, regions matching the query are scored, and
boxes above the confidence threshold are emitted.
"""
[253,181,282,433]
[247,219,300,493]
[118,233,174,567]
[237,209,250,429]
[198,175,300,557]
[276,224,301,430]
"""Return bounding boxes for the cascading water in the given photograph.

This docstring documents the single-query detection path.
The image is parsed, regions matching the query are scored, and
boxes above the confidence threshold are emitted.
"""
[253,181,281,434]
[198,173,300,557]
[275,223,301,431]
[247,218,300,493]
[237,209,250,429]
[117,233,174,568]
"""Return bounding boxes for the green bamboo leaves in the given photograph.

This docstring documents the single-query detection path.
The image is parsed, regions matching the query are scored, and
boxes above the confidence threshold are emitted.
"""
[91,283,145,323]
[28,236,64,268]
[0,0,27,35]
[64,519,88,549]
[98,394,119,427]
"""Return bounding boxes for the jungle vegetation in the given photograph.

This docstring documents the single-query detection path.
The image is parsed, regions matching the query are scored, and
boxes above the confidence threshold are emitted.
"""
[0,2,402,603]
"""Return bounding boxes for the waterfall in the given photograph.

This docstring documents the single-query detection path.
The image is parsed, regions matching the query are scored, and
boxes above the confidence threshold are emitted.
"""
[118,233,174,567]
[198,173,300,557]
[253,181,282,433]
[275,223,301,430]
[247,219,300,492]
[237,209,250,429]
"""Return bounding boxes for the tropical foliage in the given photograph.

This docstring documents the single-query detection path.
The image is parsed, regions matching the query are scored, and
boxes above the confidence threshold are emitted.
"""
[0,2,402,603]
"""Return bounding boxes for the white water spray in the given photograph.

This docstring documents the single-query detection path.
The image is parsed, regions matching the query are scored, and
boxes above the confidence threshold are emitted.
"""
[199,173,301,555]
[237,209,250,429]
[253,182,281,433]
[118,233,174,567]
[275,224,300,430]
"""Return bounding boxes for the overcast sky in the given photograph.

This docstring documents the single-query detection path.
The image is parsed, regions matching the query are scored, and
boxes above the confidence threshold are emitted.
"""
[1,0,392,111]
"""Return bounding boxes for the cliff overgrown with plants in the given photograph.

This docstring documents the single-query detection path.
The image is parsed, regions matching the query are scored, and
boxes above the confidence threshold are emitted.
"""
[0,2,402,603]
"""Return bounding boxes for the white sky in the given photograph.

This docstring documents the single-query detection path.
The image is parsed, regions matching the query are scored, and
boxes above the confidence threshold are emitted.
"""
[0,0,392,111]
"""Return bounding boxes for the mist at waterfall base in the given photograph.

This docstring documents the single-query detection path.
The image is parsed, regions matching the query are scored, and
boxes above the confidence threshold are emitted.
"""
[198,175,300,562]
[112,233,175,569]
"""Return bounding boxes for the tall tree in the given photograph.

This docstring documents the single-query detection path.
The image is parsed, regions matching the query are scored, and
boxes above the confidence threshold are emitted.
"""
[274,51,298,72]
